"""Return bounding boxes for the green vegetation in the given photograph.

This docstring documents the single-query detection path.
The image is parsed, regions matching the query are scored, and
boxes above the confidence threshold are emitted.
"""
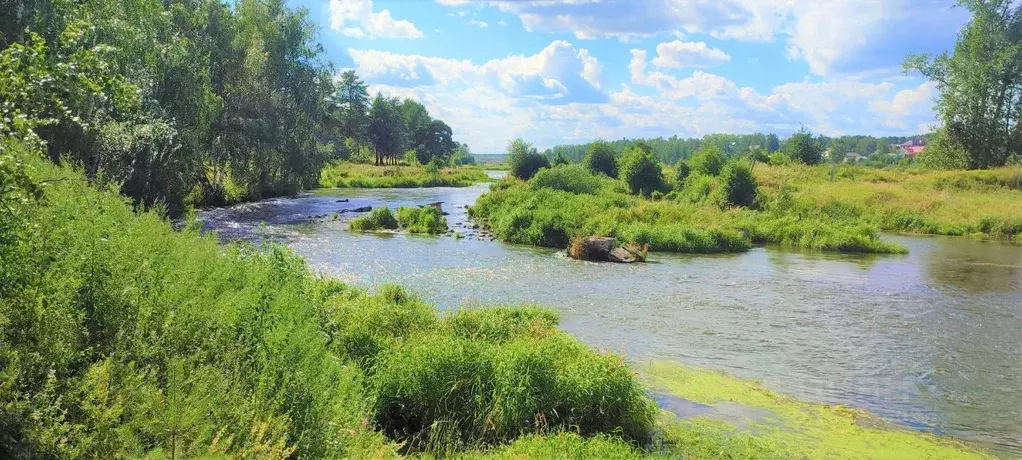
[350,207,400,232]
[0,143,993,458]
[507,138,551,180]
[0,145,653,457]
[350,206,449,234]
[619,143,668,196]
[471,145,908,254]
[320,163,489,188]
[396,206,449,234]
[906,0,1022,169]
[781,127,825,165]
[582,140,619,177]
[642,361,991,459]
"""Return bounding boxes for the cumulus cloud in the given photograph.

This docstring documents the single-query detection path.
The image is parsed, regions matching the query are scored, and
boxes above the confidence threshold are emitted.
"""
[651,40,731,68]
[468,19,488,28]
[329,0,423,39]
[349,41,606,104]
[454,0,965,75]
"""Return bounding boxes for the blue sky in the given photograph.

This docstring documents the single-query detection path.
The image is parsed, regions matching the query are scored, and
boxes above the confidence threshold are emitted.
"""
[290,0,969,153]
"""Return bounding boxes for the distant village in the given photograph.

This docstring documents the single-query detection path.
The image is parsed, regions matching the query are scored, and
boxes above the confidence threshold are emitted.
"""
[829,139,926,163]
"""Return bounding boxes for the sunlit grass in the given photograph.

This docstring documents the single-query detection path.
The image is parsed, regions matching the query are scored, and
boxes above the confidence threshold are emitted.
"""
[320,162,489,188]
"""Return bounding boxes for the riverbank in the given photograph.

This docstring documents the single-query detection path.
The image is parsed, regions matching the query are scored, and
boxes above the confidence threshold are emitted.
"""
[0,143,997,458]
[755,164,1022,241]
[469,164,1022,255]
[320,162,490,188]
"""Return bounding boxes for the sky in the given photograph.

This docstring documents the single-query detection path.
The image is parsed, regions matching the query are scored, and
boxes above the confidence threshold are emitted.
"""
[289,0,970,153]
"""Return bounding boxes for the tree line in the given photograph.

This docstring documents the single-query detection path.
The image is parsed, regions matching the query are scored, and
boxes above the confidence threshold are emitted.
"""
[0,0,461,214]
[324,70,462,167]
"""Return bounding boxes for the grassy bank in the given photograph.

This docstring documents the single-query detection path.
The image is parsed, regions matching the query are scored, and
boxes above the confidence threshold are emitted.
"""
[0,144,990,458]
[320,162,490,188]
[755,164,1022,241]
[470,163,1022,254]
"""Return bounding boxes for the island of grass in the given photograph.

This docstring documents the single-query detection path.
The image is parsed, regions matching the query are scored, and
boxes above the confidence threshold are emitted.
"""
[469,141,1022,255]
[349,206,449,235]
[0,141,992,458]
[320,162,490,188]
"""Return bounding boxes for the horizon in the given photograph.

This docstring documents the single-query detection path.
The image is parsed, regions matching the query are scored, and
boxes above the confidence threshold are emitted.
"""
[290,0,965,154]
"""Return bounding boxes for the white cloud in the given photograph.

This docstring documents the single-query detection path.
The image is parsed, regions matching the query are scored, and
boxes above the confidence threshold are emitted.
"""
[651,40,731,69]
[435,0,470,5]
[462,0,965,75]
[329,0,423,39]
[468,19,489,28]
[498,20,508,27]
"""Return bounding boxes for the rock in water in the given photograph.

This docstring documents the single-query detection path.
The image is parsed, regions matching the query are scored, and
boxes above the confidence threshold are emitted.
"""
[607,248,636,263]
[568,236,615,261]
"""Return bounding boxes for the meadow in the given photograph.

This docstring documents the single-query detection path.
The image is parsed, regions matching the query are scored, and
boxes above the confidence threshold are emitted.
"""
[469,162,1022,255]
[0,141,993,458]
[320,162,490,188]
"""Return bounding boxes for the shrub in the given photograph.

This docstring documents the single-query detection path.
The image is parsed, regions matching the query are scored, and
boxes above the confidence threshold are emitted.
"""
[508,138,550,180]
[583,141,618,177]
[396,206,448,234]
[618,144,666,196]
[350,207,399,231]
[530,164,605,195]
[782,126,823,165]
[919,128,969,170]
[674,161,692,186]
[713,161,758,208]
[689,145,726,176]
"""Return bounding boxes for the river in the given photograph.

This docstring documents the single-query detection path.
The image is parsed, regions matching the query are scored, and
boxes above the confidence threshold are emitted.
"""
[198,177,1022,457]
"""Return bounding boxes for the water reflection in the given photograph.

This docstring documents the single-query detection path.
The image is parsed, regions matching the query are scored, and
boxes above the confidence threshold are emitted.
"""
[197,181,1022,456]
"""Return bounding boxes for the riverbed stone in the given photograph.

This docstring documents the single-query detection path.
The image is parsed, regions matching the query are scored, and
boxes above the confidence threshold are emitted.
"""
[608,247,637,263]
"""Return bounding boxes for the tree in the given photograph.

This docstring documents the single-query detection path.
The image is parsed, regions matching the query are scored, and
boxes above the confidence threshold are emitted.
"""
[618,143,666,196]
[553,151,570,166]
[507,138,549,180]
[714,161,758,208]
[582,141,618,177]
[369,94,406,165]
[782,127,823,165]
[905,0,1022,168]
[689,145,726,176]
[332,70,371,142]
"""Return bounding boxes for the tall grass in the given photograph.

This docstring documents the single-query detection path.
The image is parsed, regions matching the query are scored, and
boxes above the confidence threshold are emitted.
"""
[0,145,655,457]
[320,162,489,188]
[350,206,449,234]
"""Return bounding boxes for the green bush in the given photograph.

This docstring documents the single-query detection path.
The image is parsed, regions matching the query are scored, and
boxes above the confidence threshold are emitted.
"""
[582,141,618,177]
[350,207,399,231]
[713,161,758,208]
[507,138,550,180]
[529,164,606,195]
[919,128,969,170]
[689,145,726,176]
[618,144,666,196]
[782,126,823,165]
[674,161,692,186]
[396,206,449,234]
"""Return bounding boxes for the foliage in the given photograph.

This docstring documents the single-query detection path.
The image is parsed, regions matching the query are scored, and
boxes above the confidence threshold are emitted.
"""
[582,141,618,177]
[320,162,488,188]
[689,145,726,176]
[674,161,692,186]
[396,206,449,234]
[350,207,399,231]
[643,361,991,460]
[919,128,971,170]
[507,138,549,180]
[0,149,661,457]
[529,164,607,195]
[552,151,570,166]
[618,143,666,196]
[782,126,824,165]
[905,0,1022,168]
[542,132,783,165]
[713,161,758,208]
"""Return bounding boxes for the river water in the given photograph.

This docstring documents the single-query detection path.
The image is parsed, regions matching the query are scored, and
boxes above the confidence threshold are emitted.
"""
[198,178,1022,456]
